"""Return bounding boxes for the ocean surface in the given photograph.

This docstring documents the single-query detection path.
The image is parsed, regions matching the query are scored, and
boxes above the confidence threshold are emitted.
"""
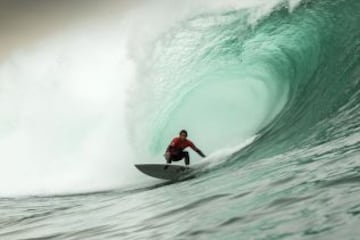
[1,0,360,239]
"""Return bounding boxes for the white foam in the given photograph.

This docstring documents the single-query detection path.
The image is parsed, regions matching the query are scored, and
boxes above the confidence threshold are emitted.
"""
[0,19,140,196]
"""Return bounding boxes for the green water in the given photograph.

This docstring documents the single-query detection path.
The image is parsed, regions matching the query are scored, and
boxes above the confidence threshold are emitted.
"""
[1,0,360,239]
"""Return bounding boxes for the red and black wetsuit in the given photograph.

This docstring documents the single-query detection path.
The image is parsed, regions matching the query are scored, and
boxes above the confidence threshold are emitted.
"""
[166,137,205,165]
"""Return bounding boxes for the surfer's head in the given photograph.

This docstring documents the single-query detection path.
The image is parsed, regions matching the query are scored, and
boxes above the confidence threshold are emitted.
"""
[179,129,188,140]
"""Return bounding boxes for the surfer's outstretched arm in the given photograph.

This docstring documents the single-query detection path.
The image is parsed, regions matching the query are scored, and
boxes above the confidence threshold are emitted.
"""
[193,147,206,158]
[188,141,206,158]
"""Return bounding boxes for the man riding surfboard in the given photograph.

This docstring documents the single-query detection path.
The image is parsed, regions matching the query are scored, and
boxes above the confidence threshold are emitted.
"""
[164,129,206,166]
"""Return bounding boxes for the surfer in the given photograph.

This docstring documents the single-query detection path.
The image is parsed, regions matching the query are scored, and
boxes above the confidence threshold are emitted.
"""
[164,129,206,166]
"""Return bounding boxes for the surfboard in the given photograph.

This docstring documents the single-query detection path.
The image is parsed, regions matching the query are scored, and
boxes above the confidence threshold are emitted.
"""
[134,164,192,181]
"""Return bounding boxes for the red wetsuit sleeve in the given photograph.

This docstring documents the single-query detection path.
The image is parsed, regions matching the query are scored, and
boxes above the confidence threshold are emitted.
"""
[170,138,179,147]
[186,140,197,151]
[166,138,179,153]
[186,139,205,157]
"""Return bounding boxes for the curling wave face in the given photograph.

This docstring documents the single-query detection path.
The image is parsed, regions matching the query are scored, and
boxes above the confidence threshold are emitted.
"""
[0,0,359,197]
[129,0,360,173]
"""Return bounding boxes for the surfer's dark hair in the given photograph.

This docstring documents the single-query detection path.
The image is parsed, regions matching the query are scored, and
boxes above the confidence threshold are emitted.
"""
[179,129,188,136]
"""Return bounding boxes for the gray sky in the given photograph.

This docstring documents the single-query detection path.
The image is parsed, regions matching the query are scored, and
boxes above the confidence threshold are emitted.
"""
[0,0,135,61]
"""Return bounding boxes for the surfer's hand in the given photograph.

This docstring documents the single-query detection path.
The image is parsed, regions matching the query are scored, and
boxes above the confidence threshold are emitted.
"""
[196,149,206,158]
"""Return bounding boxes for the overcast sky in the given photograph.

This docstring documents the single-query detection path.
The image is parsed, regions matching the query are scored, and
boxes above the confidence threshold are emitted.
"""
[0,0,136,61]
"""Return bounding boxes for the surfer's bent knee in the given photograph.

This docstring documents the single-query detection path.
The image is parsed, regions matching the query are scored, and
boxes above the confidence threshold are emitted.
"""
[164,152,172,163]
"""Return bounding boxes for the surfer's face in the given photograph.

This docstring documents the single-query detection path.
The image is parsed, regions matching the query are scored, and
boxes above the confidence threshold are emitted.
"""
[180,133,187,140]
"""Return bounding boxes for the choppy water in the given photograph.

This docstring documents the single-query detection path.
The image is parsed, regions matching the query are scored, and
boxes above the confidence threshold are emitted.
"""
[1,0,360,239]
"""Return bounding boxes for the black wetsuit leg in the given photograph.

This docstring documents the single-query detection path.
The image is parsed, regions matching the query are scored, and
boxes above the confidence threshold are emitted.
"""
[170,151,190,165]
[184,151,190,165]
